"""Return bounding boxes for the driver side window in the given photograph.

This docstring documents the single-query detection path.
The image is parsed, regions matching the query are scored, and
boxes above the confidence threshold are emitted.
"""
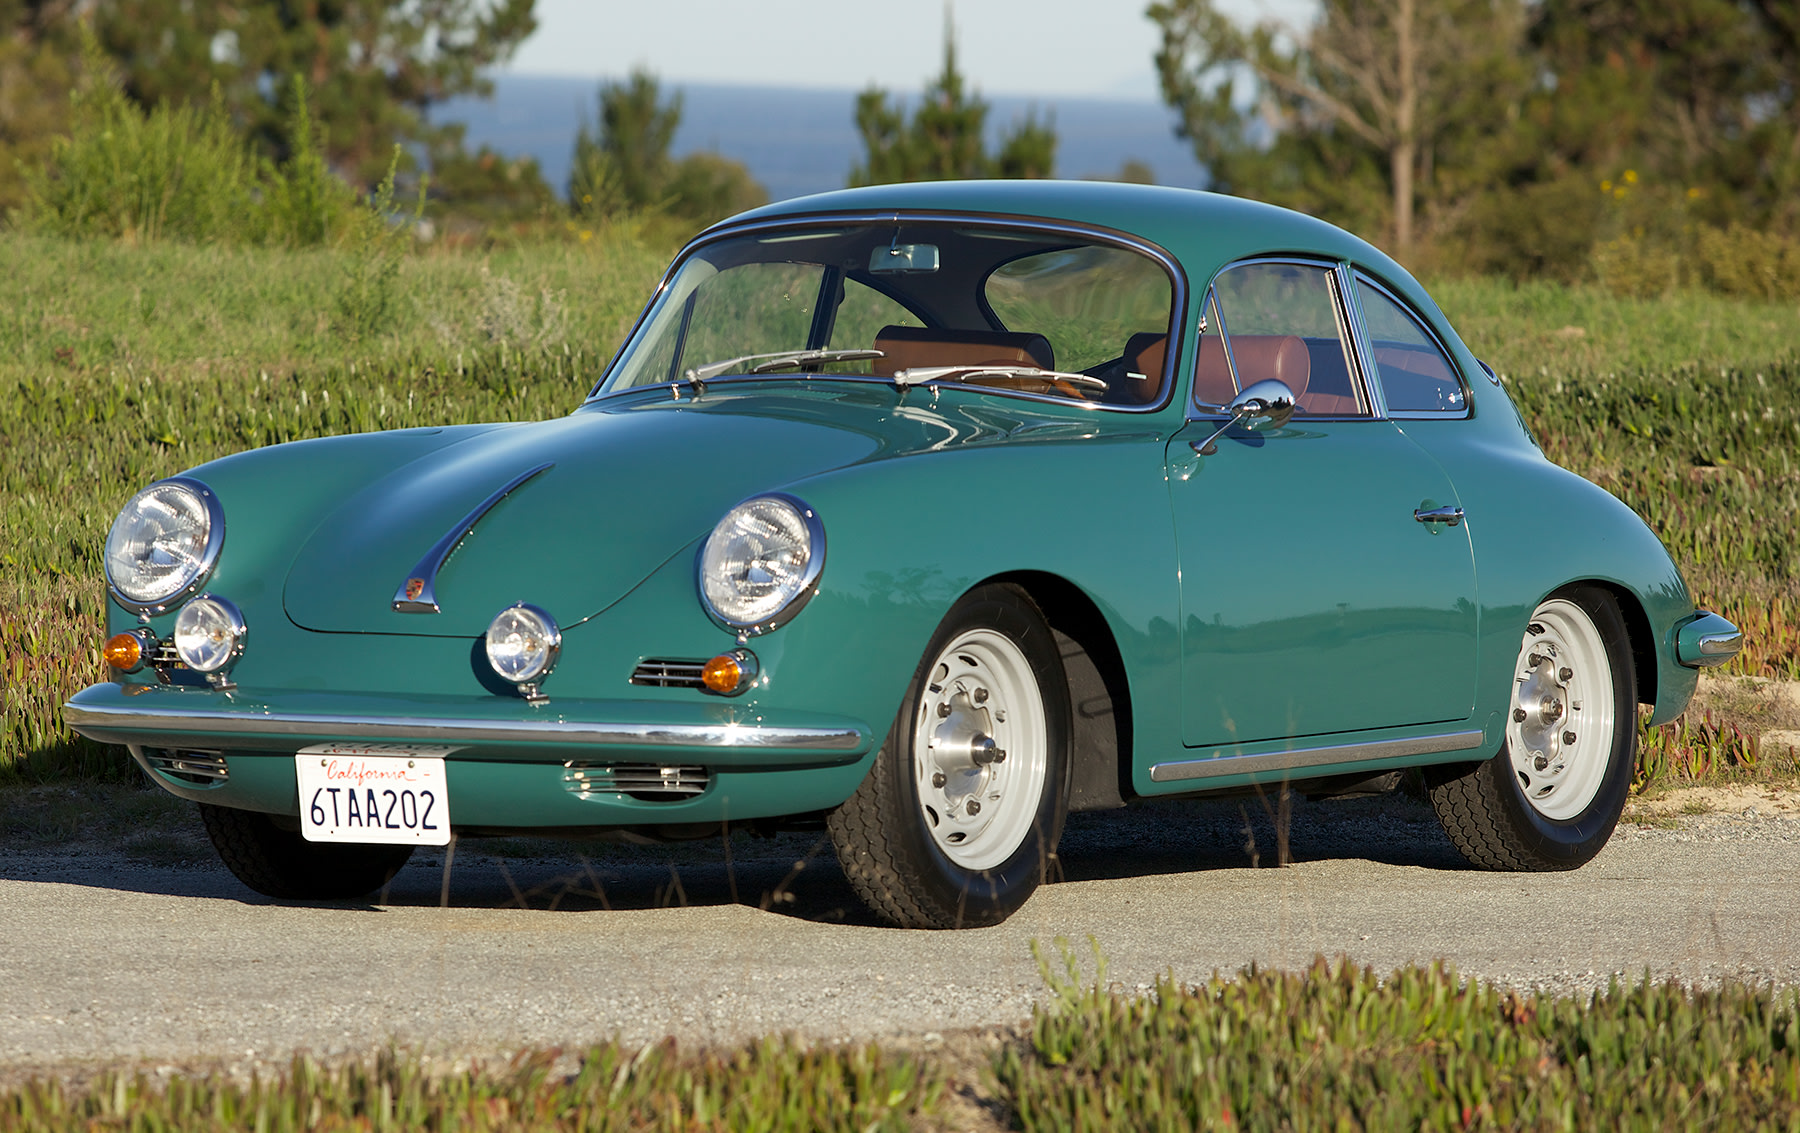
[1204,262,1371,418]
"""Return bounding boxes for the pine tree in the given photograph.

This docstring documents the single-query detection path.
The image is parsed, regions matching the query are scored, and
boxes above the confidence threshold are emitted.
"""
[850,20,1058,186]
[83,0,537,186]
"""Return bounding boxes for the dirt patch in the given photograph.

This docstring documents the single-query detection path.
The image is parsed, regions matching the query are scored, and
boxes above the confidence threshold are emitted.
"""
[1627,782,1800,820]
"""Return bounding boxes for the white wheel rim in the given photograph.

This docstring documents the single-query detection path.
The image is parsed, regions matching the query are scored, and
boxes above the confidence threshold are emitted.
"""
[1508,598,1616,821]
[911,628,1049,871]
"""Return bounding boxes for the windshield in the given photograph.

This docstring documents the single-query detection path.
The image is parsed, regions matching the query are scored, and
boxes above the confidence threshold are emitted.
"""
[595,221,1178,409]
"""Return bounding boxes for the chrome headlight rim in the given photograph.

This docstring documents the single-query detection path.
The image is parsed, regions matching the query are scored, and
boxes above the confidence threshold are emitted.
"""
[695,492,826,636]
[104,477,227,616]
[172,593,247,676]
[485,602,563,688]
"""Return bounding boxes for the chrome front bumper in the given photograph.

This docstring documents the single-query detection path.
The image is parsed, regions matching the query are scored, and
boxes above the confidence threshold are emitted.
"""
[63,683,872,765]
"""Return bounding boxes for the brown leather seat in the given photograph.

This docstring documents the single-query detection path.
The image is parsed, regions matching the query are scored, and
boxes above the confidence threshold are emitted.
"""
[1194,333,1236,407]
[1225,334,1312,400]
[869,325,1055,378]
[1115,332,1168,405]
[1194,334,1312,409]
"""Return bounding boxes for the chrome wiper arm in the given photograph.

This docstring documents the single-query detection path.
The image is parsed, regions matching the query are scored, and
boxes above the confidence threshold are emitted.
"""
[748,348,885,373]
[682,348,886,385]
[891,364,1110,392]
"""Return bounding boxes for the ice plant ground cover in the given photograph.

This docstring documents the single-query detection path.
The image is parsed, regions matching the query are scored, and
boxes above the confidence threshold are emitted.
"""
[5,952,1800,1130]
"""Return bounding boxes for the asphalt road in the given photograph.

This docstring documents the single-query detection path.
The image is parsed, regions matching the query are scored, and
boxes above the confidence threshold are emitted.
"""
[4,792,1799,1078]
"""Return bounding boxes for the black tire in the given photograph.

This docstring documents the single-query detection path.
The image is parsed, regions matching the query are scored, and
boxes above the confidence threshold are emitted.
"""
[199,803,415,899]
[1427,585,1637,870]
[828,583,1072,928]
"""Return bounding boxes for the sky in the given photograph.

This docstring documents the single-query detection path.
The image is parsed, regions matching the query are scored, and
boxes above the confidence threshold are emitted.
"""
[502,0,1317,102]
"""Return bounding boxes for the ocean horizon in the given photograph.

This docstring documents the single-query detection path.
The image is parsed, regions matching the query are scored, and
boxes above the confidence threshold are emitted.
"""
[434,74,1208,204]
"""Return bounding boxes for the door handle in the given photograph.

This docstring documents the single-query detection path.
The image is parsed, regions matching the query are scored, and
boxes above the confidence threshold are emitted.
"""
[1414,505,1465,527]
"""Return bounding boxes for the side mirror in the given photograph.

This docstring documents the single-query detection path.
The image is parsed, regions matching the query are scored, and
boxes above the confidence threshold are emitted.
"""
[1194,379,1296,455]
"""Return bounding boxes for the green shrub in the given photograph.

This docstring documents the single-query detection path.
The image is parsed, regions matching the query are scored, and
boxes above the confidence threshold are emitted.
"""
[22,78,259,245]
[259,75,353,249]
[20,39,355,249]
[1695,224,1800,300]
[1590,233,1685,298]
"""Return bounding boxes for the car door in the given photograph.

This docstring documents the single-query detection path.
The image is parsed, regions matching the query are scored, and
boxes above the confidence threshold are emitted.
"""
[1165,259,1478,750]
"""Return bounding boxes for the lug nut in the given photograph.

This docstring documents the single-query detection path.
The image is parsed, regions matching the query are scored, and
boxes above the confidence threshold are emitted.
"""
[1534,754,1549,770]
[1559,667,1573,682]
[1528,653,1543,668]
[1513,708,1527,723]
[966,799,981,815]
[1564,731,1577,745]
[937,702,951,718]
[932,771,946,789]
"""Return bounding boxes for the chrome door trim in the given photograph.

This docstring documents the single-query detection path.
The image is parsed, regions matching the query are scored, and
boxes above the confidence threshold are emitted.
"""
[1336,261,1391,420]
[1149,729,1485,783]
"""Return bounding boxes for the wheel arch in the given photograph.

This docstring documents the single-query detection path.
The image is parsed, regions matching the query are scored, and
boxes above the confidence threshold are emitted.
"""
[1554,578,1657,710]
[985,570,1133,812]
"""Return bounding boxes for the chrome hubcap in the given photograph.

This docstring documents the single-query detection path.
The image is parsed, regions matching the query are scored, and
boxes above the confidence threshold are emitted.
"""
[913,628,1047,870]
[1507,599,1615,820]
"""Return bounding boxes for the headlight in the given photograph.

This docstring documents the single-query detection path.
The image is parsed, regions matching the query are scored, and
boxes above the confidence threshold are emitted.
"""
[104,478,224,614]
[173,595,246,683]
[697,494,824,634]
[486,603,561,701]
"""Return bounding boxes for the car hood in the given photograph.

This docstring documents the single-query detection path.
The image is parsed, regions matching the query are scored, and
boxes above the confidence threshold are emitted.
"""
[282,394,887,637]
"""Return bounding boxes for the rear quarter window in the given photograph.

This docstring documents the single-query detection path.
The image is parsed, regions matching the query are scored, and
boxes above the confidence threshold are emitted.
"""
[1355,278,1470,417]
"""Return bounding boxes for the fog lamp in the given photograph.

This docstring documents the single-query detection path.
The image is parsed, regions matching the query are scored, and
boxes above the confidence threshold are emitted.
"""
[172,595,246,686]
[485,603,561,702]
[701,649,759,696]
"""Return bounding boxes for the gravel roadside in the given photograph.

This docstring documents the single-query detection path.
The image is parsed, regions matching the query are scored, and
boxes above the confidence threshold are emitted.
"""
[3,781,1799,1087]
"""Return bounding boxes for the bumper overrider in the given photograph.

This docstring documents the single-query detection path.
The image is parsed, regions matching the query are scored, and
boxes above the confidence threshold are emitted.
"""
[64,682,877,830]
[1675,610,1744,669]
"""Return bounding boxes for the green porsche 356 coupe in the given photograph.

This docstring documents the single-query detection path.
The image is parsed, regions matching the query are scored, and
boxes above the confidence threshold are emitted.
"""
[67,181,1742,928]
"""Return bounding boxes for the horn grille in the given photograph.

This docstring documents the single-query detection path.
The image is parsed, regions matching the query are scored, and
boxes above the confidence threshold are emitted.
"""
[564,761,710,801]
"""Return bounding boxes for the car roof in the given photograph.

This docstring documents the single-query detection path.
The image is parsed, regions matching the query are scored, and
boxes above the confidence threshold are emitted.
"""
[716,180,1423,300]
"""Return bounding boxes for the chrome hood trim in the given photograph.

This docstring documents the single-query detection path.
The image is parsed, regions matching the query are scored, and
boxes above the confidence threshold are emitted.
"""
[392,462,553,613]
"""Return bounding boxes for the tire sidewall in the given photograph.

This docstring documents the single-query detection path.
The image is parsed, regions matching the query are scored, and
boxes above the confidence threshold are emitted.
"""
[879,583,1072,926]
[1492,585,1637,867]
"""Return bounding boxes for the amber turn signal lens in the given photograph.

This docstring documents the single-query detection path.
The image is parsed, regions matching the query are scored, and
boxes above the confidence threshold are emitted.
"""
[103,631,143,672]
[700,649,758,695]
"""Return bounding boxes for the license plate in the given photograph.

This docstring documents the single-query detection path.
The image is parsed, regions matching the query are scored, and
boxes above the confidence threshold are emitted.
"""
[295,744,454,845]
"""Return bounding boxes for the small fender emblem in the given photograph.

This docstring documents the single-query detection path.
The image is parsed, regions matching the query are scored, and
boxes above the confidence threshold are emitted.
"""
[404,578,425,601]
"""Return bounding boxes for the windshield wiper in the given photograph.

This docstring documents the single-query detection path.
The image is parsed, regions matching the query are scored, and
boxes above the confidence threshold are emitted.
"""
[891,364,1110,393]
[681,348,886,386]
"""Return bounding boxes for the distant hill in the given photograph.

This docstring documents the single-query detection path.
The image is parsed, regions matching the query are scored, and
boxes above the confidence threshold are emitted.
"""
[433,74,1207,203]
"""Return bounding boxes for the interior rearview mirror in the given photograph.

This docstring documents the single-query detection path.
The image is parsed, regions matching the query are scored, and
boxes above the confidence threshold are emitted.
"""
[869,244,940,274]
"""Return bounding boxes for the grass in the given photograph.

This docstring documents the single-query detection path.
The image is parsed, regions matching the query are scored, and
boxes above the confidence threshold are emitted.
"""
[2,239,1798,779]
[8,954,1800,1130]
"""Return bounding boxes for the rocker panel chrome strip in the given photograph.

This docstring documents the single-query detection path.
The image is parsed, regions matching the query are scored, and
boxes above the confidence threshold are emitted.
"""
[1149,730,1486,783]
